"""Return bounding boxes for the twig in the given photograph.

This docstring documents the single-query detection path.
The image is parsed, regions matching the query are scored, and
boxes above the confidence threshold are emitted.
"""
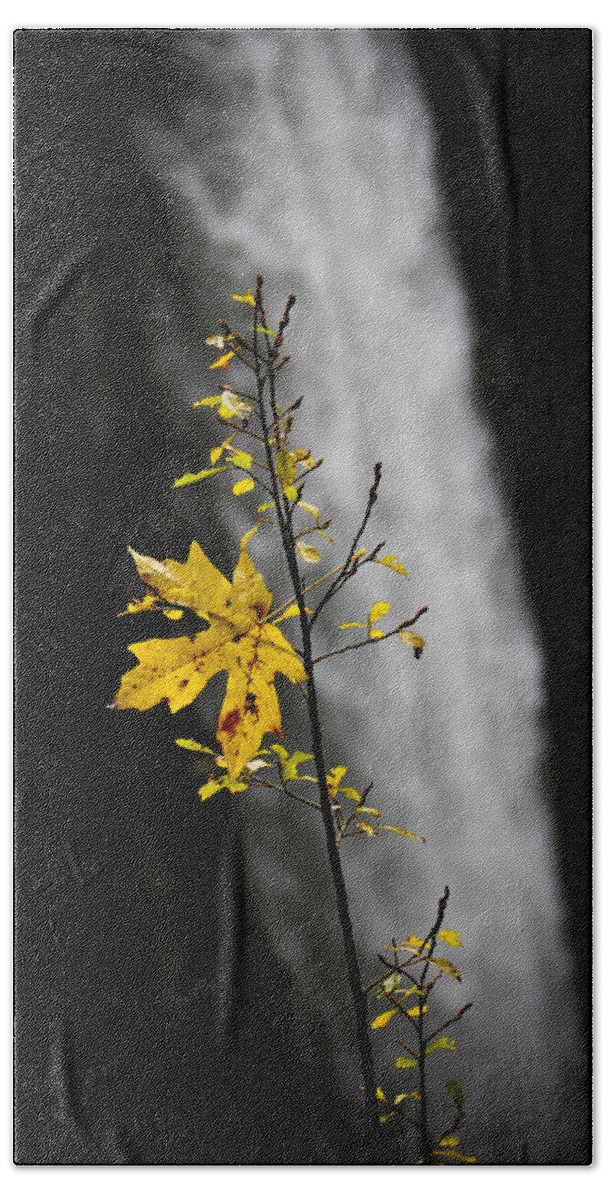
[312,607,428,665]
[310,462,382,628]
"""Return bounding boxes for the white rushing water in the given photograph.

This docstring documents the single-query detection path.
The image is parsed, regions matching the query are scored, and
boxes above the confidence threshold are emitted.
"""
[139,30,582,1161]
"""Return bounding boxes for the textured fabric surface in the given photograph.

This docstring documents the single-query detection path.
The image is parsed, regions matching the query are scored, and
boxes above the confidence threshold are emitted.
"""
[14,28,591,1165]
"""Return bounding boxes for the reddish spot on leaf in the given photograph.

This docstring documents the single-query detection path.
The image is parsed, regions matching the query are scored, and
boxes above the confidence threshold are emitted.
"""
[220,708,241,736]
[244,692,258,715]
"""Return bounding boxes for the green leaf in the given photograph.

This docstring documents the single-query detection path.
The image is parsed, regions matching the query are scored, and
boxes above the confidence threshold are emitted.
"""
[173,465,228,488]
[396,1056,418,1069]
[271,743,290,763]
[283,750,315,780]
[445,1080,465,1112]
[377,972,401,997]
[370,1009,398,1030]
[425,1037,456,1056]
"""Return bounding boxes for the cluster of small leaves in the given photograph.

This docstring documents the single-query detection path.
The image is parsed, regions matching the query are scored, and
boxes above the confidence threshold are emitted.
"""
[367,887,477,1164]
[114,286,428,786]
[173,737,424,846]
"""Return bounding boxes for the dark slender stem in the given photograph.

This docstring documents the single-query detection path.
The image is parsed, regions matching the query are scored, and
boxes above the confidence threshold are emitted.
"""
[311,463,382,628]
[416,886,450,1163]
[252,280,379,1136]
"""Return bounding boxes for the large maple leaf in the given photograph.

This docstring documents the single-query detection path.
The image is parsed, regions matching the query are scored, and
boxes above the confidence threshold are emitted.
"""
[115,540,307,780]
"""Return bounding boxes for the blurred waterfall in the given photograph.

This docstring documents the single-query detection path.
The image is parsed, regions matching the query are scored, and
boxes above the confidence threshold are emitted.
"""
[137,30,582,1161]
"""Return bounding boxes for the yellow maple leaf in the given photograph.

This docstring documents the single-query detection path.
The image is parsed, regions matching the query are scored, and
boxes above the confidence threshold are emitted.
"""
[115,539,307,780]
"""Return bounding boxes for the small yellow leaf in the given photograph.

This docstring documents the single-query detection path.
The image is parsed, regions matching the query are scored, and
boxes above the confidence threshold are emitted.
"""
[326,766,347,795]
[396,1057,418,1069]
[358,821,377,837]
[230,450,253,470]
[369,629,385,640]
[117,593,158,617]
[192,394,223,409]
[438,1135,460,1148]
[404,935,426,949]
[371,1010,398,1030]
[395,1092,421,1104]
[378,825,426,843]
[199,779,224,802]
[217,391,253,421]
[298,500,320,521]
[173,465,227,488]
[369,600,391,623]
[357,806,381,817]
[257,501,276,513]
[406,1005,429,1018]
[432,1149,477,1164]
[438,929,462,947]
[275,446,297,488]
[275,603,312,622]
[210,436,234,465]
[376,1086,386,1101]
[163,608,184,620]
[284,486,299,504]
[205,334,227,349]
[426,1037,456,1055]
[175,738,206,752]
[256,323,276,337]
[339,621,366,629]
[377,553,407,577]
[209,351,235,370]
[428,956,461,980]
[233,290,256,306]
[232,477,255,495]
[296,542,321,563]
[379,1112,397,1124]
[399,630,425,655]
